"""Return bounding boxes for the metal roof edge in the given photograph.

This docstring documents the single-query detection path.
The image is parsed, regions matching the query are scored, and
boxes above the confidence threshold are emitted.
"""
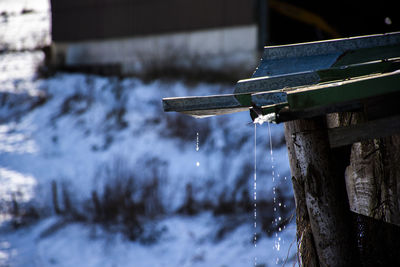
[261,32,400,60]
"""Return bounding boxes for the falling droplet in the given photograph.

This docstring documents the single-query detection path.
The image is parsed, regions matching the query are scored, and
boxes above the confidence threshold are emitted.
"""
[196,132,199,151]
[253,124,258,259]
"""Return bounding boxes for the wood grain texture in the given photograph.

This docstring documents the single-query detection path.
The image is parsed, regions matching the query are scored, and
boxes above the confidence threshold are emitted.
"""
[328,115,400,148]
[284,118,356,266]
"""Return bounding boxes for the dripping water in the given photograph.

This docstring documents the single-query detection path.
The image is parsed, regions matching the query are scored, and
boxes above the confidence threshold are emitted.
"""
[268,122,285,265]
[196,132,199,152]
[254,116,291,264]
[254,124,257,266]
[196,132,200,167]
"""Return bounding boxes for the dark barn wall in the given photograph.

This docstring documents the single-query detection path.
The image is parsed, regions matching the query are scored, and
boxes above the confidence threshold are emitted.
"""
[50,0,256,42]
[51,0,400,45]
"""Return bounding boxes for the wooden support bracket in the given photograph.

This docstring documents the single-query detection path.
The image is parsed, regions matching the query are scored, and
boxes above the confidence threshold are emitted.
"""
[328,115,400,148]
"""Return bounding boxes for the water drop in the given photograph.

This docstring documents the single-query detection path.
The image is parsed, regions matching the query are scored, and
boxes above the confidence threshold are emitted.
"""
[196,161,200,167]
[196,132,199,151]
[253,124,258,261]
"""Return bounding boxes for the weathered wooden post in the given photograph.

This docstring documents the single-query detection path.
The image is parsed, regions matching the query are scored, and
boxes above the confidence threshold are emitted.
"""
[284,117,357,265]
[162,32,400,266]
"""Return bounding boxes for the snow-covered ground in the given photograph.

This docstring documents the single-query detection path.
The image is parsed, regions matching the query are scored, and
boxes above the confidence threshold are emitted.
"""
[0,0,297,266]
[0,0,49,51]
[1,214,297,267]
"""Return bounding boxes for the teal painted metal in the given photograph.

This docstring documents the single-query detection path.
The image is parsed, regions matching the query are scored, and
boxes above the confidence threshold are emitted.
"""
[251,90,287,107]
[162,32,400,123]
[253,32,400,77]
[235,57,400,95]
[234,72,320,94]
[287,71,400,111]
[162,93,250,118]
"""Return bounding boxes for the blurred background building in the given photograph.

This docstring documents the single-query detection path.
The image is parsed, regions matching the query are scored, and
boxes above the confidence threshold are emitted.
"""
[49,0,258,76]
[48,0,398,76]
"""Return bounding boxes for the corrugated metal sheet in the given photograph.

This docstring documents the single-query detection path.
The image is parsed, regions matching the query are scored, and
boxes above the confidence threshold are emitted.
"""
[162,32,400,122]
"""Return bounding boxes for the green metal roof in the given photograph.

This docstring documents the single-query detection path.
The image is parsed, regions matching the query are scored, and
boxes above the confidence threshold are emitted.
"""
[162,32,400,123]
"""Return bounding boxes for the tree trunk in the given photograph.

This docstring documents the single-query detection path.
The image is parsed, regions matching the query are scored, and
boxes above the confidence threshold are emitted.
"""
[284,112,400,266]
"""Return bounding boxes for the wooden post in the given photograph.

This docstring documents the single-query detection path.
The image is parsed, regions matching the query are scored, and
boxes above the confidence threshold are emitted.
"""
[285,112,400,266]
[284,117,357,266]
[341,112,400,225]
[341,112,400,266]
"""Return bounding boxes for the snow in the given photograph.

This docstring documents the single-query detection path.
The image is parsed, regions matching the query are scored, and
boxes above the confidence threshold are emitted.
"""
[0,167,37,202]
[1,214,297,267]
[0,0,297,266]
[254,113,277,125]
[0,0,50,51]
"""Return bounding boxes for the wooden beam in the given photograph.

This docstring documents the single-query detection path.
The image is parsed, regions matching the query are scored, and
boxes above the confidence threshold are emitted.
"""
[328,115,400,148]
[287,71,400,111]
[275,101,363,123]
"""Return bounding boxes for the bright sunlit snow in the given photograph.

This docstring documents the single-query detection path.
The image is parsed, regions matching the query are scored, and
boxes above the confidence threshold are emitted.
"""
[0,0,296,266]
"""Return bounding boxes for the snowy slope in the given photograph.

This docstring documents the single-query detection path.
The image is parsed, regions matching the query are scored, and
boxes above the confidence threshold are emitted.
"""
[0,71,291,210]
[0,67,296,267]
[0,0,297,266]
[1,214,297,267]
